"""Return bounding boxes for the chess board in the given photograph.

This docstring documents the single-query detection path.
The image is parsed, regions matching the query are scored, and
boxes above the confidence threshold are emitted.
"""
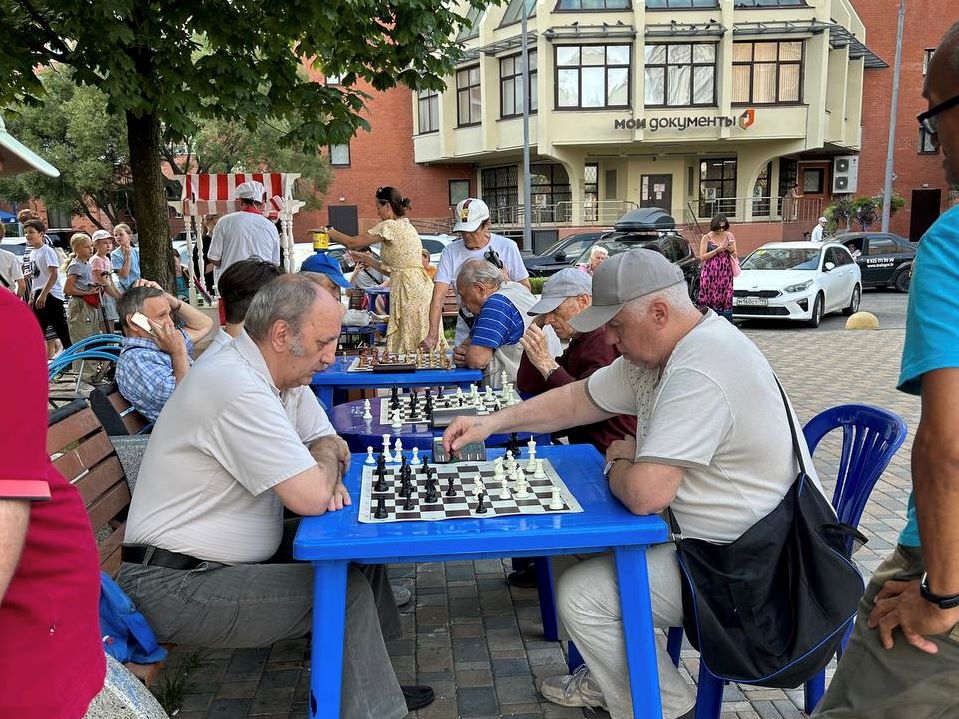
[357,458,582,523]
[347,352,451,373]
[378,392,514,425]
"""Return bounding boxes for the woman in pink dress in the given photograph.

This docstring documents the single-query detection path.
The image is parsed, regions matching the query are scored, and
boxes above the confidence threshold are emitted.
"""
[697,214,738,319]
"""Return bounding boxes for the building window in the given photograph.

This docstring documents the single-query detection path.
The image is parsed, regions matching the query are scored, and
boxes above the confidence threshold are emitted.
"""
[646,0,717,7]
[919,127,939,154]
[500,0,536,27]
[457,6,483,41]
[556,0,631,9]
[733,0,806,6]
[752,161,772,217]
[699,158,737,218]
[803,168,824,194]
[923,48,936,75]
[644,43,716,107]
[449,179,470,206]
[329,144,350,167]
[732,41,803,104]
[555,45,631,109]
[418,89,439,134]
[500,52,538,118]
[585,163,599,221]
[481,166,519,223]
[530,163,572,222]
[456,66,482,127]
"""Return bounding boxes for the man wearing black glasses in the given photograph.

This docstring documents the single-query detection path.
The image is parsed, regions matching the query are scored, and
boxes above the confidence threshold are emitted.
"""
[815,23,959,718]
[422,198,531,351]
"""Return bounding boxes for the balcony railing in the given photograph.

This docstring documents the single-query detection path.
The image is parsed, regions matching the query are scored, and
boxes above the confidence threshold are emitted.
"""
[690,196,823,224]
[486,200,640,227]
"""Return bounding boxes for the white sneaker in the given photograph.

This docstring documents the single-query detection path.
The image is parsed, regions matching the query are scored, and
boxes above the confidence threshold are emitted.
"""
[540,665,608,711]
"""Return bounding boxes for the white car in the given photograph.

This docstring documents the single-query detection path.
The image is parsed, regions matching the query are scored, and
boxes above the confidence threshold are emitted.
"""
[419,233,455,264]
[733,242,862,327]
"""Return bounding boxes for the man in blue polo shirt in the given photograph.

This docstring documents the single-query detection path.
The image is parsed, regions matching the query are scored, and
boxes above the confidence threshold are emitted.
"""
[815,24,959,718]
[453,259,560,389]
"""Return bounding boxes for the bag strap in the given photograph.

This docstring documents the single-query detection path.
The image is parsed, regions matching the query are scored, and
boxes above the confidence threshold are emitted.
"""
[667,374,805,541]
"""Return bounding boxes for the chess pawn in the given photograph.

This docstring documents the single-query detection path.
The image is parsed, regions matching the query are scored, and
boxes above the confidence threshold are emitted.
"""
[456,386,464,399]
[533,458,546,479]
[411,447,420,464]
[514,471,530,499]
[365,446,375,465]
[485,386,494,401]
[498,478,510,500]
[549,487,564,510]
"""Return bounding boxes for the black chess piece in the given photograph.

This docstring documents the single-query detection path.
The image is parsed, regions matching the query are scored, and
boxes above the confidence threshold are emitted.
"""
[402,493,415,511]
[400,453,408,469]
[421,455,429,473]
[476,492,488,514]
[390,386,400,411]
[408,389,417,411]
[425,481,438,503]
[506,432,522,457]
[425,388,432,400]
[374,495,388,519]
[373,465,388,493]
[445,476,456,497]
[437,386,444,398]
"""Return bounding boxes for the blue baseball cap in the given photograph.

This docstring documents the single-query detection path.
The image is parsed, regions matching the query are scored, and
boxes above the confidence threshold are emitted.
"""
[300,252,351,287]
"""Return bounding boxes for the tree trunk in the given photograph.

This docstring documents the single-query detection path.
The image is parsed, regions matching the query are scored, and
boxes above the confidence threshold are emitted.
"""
[126,110,172,290]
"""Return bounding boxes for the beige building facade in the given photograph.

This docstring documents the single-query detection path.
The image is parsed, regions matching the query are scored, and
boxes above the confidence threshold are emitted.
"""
[413,0,879,243]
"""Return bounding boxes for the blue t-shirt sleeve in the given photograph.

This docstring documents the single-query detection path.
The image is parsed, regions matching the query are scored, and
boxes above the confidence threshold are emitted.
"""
[898,205,959,395]
[471,295,524,349]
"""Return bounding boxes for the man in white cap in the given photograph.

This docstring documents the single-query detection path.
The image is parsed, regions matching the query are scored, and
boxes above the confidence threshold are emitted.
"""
[442,248,816,719]
[810,216,827,243]
[207,180,281,284]
[422,198,530,350]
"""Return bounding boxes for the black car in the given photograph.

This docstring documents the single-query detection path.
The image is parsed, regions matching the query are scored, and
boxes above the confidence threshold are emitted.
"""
[570,208,702,300]
[834,232,915,292]
[523,232,607,277]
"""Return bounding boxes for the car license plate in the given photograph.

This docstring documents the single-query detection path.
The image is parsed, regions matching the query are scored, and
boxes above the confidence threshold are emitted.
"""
[736,297,767,307]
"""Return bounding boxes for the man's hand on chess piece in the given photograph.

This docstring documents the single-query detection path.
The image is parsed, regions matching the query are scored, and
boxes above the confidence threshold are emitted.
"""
[444,415,494,454]
[520,324,560,379]
[420,332,439,351]
[452,342,470,367]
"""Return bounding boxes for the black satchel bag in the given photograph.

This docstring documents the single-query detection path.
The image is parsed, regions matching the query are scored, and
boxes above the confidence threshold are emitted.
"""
[670,378,865,688]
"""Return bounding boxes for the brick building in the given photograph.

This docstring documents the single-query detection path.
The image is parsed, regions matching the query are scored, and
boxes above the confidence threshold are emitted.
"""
[850,0,959,239]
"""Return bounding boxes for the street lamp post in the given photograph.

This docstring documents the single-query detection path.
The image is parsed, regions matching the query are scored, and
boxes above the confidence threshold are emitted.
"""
[881,0,906,233]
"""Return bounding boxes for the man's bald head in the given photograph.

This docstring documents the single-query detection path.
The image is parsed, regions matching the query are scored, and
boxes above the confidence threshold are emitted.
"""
[301,271,342,302]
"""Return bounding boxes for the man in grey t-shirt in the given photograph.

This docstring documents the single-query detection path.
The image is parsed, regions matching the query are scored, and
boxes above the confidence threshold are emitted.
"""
[443,250,816,719]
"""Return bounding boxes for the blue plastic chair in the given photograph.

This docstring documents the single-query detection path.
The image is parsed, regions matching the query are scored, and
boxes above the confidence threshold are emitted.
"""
[53,333,123,361]
[48,350,122,392]
[662,403,908,718]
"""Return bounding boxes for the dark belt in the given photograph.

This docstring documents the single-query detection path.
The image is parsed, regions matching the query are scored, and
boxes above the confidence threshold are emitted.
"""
[121,545,207,571]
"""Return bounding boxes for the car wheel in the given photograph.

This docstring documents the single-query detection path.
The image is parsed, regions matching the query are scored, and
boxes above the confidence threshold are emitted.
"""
[894,267,912,293]
[842,285,861,316]
[806,293,824,328]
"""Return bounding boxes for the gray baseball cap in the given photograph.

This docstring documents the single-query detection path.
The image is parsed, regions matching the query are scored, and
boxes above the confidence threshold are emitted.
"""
[527,267,593,315]
[569,249,684,333]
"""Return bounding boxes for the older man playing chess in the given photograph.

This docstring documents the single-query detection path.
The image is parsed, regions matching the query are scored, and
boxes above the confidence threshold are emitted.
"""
[117,274,433,718]
[454,259,561,388]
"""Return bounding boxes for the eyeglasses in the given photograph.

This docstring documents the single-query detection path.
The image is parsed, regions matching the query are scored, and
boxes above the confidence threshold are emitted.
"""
[484,247,503,269]
[917,93,959,136]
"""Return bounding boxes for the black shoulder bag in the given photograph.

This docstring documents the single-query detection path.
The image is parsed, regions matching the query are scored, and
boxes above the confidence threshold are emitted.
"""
[669,377,866,688]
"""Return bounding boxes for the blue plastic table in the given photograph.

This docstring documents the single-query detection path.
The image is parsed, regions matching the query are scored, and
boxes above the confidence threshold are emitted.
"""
[310,356,483,410]
[293,444,668,719]
[330,398,550,452]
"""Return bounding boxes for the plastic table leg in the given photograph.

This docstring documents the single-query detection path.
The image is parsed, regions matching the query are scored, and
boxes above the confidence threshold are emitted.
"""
[534,557,559,641]
[615,545,663,719]
[308,561,348,718]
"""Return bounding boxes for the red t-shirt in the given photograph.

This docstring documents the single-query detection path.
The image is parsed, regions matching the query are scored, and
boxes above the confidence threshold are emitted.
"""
[0,292,105,717]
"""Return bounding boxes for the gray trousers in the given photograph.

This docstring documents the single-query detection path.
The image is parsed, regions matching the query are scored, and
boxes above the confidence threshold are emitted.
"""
[117,526,405,719]
[813,544,959,718]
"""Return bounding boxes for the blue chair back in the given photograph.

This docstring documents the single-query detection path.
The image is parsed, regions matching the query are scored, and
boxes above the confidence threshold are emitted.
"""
[802,404,908,534]
[56,333,122,359]
[49,350,121,380]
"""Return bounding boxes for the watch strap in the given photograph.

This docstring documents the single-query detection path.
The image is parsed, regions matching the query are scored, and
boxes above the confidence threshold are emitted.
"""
[919,572,959,609]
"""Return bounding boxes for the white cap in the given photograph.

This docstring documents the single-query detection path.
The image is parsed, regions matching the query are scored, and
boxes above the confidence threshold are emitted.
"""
[91,229,113,242]
[452,198,491,233]
[235,180,266,202]
[818,216,828,223]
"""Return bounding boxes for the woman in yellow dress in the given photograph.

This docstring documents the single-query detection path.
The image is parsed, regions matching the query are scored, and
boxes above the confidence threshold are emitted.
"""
[328,187,441,353]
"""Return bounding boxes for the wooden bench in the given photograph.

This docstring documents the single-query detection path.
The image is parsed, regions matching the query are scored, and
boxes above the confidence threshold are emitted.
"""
[442,286,459,320]
[47,400,168,686]
[89,382,151,436]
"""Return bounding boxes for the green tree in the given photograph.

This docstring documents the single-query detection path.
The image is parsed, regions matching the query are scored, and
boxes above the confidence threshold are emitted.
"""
[0,67,129,227]
[0,0,491,287]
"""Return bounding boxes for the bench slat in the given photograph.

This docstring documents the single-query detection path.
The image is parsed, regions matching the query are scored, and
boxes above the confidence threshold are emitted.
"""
[99,525,125,577]
[74,455,126,511]
[47,406,101,454]
[86,480,131,532]
[54,431,116,483]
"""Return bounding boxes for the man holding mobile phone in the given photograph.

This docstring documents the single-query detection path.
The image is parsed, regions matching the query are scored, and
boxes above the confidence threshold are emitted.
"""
[115,280,213,422]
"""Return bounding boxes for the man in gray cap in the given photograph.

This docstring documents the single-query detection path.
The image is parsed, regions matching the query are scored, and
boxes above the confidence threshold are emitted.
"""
[516,267,636,454]
[208,180,281,284]
[443,248,814,719]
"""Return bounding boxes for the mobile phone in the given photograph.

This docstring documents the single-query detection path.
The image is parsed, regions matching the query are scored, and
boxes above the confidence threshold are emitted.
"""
[130,311,153,334]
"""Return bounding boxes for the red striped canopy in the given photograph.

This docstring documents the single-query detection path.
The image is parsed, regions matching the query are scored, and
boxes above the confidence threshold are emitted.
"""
[178,173,292,217]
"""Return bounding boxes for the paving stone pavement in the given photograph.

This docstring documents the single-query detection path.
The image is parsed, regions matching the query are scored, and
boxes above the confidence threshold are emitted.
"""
[159,325,918,719]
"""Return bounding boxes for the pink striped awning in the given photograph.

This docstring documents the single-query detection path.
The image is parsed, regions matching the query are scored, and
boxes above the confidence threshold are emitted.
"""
[182,196,286,219]
[179,173,290,217]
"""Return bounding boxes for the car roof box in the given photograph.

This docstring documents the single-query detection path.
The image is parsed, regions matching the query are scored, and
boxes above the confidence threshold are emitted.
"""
[613,207,675,232]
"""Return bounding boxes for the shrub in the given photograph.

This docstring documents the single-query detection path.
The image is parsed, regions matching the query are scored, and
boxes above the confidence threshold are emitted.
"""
[529,276,546,294]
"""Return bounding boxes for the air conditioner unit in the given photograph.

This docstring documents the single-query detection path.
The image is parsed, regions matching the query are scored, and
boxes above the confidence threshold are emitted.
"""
[832,155,859,194]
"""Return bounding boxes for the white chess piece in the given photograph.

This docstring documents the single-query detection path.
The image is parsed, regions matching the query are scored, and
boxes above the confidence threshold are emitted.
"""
[498,478,510,500]
[514,471,530,498]
[549,487,564,510]
[394,438,403,455]
[500,369,508,388]
[485,386,494,401]
[382,434,394,463]
[474,478,485,496]
[533,458,546,479]
[493,457,505,479]
[411,447,420,464]
[362,399,372,421]
[391,409,403,430]
[526,447,537,473]
[365,446,375,465]
[456,386,464,399]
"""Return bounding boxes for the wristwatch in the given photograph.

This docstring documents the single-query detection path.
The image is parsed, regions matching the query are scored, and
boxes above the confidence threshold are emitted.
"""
[919,572,959,609]
[603,457,630,478]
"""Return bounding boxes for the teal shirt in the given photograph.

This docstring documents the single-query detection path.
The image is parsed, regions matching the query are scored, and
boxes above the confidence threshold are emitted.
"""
[897,203,959,547]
